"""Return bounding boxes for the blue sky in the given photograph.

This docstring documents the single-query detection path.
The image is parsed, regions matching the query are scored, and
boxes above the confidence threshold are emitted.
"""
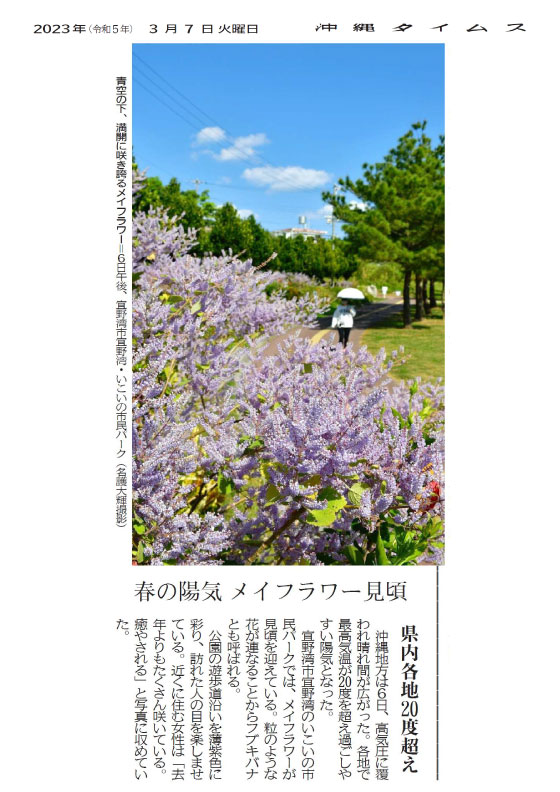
[133,44,444,233]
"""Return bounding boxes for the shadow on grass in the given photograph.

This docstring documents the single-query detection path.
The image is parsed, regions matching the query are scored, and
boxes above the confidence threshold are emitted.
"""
[361,308,445,383]
[366,309,444,331]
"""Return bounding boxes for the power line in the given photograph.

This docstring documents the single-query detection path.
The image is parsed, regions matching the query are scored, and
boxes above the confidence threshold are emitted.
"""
[135,159,323,226]
[134,72,301,190]
[136,157,331,220]
[133,77,303,195]
[132,67,304,192]
[132,52,328,194]
[134,51,224,131]
[193,180,260,194]
[134,63,215,132]
[136,163,276,195]
[134,76,202,133]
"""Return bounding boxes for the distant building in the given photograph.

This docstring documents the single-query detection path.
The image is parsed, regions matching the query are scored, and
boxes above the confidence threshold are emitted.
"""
[270,215,328,240]
[270,226,328,240]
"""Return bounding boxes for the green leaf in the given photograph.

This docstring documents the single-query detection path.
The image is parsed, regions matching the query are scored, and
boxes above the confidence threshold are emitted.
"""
[343,545,364,565]
[265,483,281,506]
[218,474,234,495]
[307,506,338,527]
[317,487,346,511]
[347,482,369,507]
[137,542,144,564]
[302,362,313,374]
[134,523,146,536]
[419,400,433,420]
[190,300,202,314]
[375,530,391,565]
[195,363,210,371]
[245,437,264,452]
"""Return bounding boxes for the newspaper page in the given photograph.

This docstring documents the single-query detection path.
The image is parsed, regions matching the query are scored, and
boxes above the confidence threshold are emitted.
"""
[2,1,557,789]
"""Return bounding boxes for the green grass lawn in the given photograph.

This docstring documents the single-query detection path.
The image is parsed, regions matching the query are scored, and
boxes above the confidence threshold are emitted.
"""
[362,306,444,383]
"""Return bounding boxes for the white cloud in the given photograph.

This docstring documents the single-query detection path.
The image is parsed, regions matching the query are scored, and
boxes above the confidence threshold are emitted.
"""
[242,166,332,192]
[193,126,227,145]
[235,133,269,149]
[214,132,269,162]
[349,200,368,211]
[303,205,334,221]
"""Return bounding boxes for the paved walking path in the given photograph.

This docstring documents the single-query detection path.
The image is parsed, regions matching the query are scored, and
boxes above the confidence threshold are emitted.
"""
[261,297,405,359]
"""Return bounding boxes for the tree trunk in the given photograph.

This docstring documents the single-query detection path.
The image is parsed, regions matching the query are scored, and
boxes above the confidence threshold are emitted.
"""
[429,278,437,308]
[422,277,431,316]
[415,272,424,321]
[403,269,412,327]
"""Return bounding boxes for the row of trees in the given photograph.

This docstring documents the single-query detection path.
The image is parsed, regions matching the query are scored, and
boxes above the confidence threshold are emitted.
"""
[324,121,444,326]
[132,168,353,283]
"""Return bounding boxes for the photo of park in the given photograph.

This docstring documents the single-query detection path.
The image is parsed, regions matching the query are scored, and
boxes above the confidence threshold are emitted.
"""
[132,43,444,565]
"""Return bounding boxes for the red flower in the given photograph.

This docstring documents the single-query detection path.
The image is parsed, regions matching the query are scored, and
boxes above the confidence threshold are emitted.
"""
[419,480,440,513]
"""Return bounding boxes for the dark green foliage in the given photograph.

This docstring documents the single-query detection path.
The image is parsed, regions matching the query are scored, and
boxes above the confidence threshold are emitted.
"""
[244,214,275,266]
[323,122,444,325]
[354,260,403,292]
[133,172,216,234]
[272,235,354,281]
[206,203,253,256]
[132,164,357,280]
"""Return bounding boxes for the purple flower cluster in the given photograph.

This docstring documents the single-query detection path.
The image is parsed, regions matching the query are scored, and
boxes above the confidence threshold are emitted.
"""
[223,340,444,563]
[132,175,444,565]
[269,271,320,287]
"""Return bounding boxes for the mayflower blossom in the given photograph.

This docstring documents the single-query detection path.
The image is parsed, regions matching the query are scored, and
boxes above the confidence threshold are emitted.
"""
[132,171,444,565]
[269,271,320,287]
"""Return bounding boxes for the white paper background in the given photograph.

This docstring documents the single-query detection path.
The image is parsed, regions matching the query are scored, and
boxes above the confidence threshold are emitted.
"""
[2,1,558,789]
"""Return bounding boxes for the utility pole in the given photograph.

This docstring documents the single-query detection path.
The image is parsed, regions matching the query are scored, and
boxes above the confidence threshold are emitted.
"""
[328,184,341,249]
[191,178,203,194]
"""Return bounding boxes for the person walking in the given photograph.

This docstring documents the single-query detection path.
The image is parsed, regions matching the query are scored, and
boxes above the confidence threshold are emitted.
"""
[331,299,356,348]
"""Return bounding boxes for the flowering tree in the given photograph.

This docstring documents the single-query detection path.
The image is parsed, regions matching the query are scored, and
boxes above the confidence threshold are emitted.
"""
[132,174,444,565]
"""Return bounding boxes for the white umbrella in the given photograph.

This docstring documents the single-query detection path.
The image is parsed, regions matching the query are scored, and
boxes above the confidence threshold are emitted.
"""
[336,287,365,300]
